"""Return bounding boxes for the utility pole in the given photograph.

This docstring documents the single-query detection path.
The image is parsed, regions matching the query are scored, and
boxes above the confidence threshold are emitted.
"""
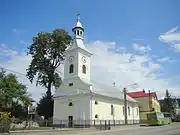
[124,88,128,125]
[148,90,151,112]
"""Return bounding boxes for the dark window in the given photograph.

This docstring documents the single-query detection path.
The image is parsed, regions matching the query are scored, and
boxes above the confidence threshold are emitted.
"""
[82,65,86,74]
[123,106,125,115]
[80,31,82,35]
[95,101,98,105]
[69,102,73,106]
[77,30,79,35]
[69,64,74,74]
[137,108,139,116]
[95,114,98,118]
[74,31,76,35]
[111,105,114,115]
[69,83,73,86]
[128,107,130,116]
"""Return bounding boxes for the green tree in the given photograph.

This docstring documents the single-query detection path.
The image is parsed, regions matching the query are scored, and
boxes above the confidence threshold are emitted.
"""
[0,69,30,111]
[26,29,72,97]
[36,94,53,119]
[11,101,27,120]
[161,90,174,113]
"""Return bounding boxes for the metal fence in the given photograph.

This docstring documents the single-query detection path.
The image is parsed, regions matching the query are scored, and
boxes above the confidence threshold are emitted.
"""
[7,119,140,132]
[45,119,139,128]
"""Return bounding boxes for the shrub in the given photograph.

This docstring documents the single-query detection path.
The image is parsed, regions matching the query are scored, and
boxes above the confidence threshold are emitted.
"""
[0,112,11,133]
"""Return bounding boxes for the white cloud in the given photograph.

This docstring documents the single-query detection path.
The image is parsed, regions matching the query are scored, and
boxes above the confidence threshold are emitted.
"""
[12,28,18,33]
[132,38,145,41]
[0,41,179,100]
[159,26,180,52]
[132,43,151,53]
[156,56,177,63]
[0,44,18,58]
[174,44,180,52]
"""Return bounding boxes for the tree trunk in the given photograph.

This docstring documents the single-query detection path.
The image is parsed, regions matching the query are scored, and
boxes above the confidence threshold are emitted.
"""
[46,83,52,97]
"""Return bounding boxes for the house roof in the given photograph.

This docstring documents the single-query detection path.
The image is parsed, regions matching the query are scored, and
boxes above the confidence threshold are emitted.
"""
[127,90,157,99]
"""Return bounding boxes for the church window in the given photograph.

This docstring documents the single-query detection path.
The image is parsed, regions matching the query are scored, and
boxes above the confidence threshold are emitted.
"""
[69,64,74,74]
[82,65,86,74]
[74,31,76,35]
[69,83,73,86]
[95,114,98,118]
[80,31,82,35]
[111,105,114,115]
[77,30,79,35]
[69,102,73,106]
[123,106,125,115]
[95,100,98,105]
[137,108,139,116]
[128,107,130,116]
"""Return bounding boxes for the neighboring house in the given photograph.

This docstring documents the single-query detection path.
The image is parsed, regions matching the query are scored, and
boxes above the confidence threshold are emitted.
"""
[127,90,161,123]
[53,15,140,127]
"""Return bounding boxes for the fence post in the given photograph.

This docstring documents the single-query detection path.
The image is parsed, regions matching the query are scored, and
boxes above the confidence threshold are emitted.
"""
[105,120,107,130]
[100,120,102,130]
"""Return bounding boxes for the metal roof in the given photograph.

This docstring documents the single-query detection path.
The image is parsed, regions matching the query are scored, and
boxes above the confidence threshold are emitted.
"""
[90,81,137,103]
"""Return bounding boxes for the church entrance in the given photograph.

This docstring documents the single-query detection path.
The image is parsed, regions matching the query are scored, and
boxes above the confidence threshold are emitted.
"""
[68,116,73,127]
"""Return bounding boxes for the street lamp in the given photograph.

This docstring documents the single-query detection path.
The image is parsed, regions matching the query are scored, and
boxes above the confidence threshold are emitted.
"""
[123,83,138,125]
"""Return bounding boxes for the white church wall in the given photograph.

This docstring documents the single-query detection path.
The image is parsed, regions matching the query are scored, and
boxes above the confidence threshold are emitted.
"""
[53,94,90,125]
[64,50,79,80]
[56,77,90,94]
[91,94,139,123]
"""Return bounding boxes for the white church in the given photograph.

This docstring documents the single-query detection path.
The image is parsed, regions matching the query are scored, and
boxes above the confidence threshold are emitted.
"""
[53,15,140,126]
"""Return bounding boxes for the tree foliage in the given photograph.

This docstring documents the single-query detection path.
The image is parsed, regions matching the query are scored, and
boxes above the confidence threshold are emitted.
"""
[36,94,53,119]
[0,69,30,111]
[160,89,175,114]
[26,29,72,97]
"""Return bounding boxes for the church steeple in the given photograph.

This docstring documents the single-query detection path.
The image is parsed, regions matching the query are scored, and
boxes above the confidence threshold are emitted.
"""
[72,13,84,40]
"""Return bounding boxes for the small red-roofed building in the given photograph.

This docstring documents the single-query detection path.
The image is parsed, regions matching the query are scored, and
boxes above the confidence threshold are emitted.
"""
[127,89,161,123]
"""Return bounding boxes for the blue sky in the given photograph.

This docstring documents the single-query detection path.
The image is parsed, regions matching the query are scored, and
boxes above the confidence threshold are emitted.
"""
[0,0,180,99]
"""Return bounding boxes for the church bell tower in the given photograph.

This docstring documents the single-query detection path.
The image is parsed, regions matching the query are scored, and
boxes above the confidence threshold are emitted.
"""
[63,14,93,83]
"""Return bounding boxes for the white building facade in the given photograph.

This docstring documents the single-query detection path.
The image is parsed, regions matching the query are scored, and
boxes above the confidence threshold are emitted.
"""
[53,15,140,126]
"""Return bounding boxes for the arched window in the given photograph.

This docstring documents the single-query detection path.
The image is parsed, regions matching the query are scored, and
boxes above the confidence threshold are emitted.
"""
[128,107,130,116]
[82,65,86,74]
[123,106,125,115]
[111,104,114,115]
[69,64,74,74]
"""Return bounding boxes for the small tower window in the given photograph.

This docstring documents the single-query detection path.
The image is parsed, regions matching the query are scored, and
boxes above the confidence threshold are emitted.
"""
[69,83,73,86]
[82,65,86,74]
[80,31,82,35]
[69,102,73,106]
[77,30,79,35]
[74,31,76,35]
[69,64,74,74]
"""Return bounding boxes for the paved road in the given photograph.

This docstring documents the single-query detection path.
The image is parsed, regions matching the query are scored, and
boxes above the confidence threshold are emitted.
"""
[10,122,180,135]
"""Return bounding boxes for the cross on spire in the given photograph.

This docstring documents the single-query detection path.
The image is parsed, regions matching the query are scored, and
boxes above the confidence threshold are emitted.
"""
[77,13,80,21]
[113,82,116,87]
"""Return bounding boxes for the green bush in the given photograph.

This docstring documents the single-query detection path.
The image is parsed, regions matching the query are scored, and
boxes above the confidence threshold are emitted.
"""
[0,112,11,133]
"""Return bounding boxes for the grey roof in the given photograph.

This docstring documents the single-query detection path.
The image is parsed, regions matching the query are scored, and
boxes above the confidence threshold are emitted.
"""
[53,78,137,103]
[90,81,137,103]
